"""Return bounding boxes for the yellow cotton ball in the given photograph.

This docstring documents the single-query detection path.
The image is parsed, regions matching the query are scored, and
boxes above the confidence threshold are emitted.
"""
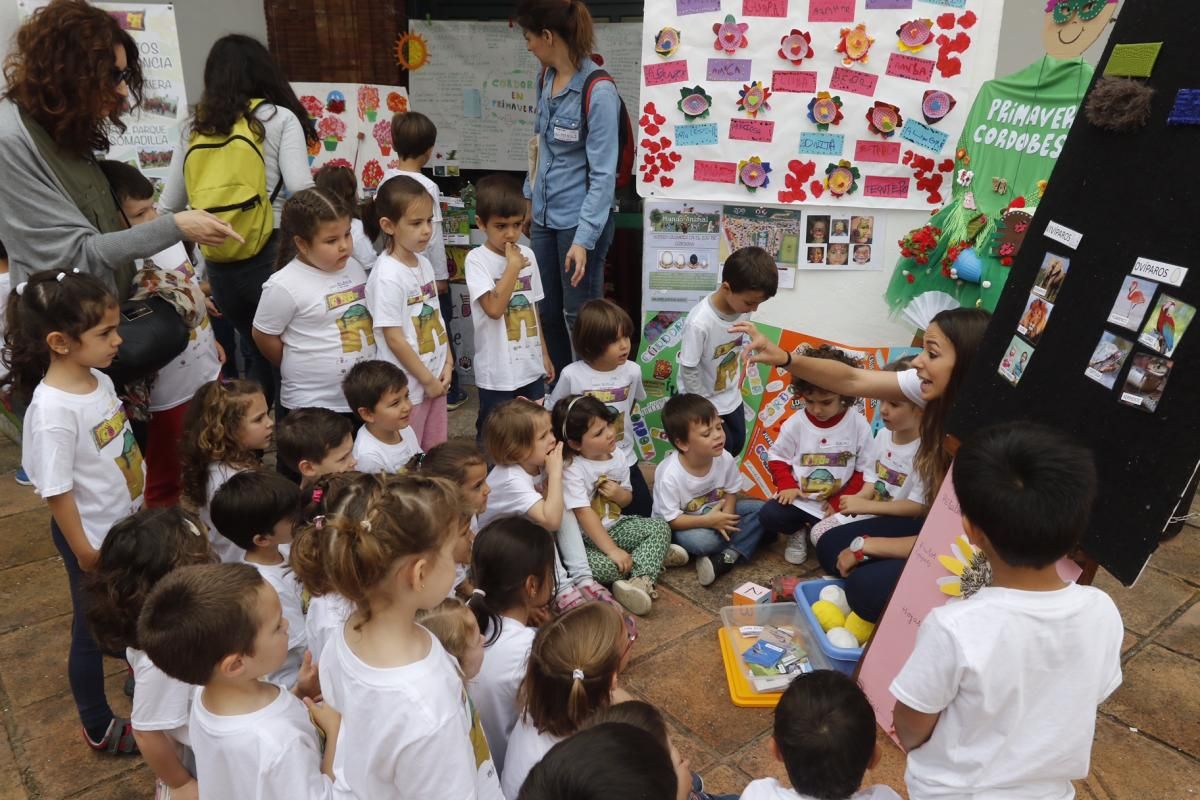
[811,600,846,633]
[845,612,875,645]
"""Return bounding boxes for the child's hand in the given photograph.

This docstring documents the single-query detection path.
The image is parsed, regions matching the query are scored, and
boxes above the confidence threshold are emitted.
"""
[439,359,454,392]
[707,509,740,537]
[529,605,554,627]
[596,477,621,500]
[839,496,869,516]
[77,545,101,573]
[545,441,564,475]
[505,241,530,271]
[304,696,341,737]
[774,488,802,506]
[421,374,447,399]
[836,547,859,577]
[292,651,321,701]
[606,547,634,574]
[542,350,556,385]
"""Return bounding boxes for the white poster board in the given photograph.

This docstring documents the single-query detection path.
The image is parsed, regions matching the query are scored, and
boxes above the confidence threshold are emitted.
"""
[409,20,643,172]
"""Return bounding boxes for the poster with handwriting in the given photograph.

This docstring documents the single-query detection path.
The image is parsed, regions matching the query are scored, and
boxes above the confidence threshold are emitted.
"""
[637,0,1001,209]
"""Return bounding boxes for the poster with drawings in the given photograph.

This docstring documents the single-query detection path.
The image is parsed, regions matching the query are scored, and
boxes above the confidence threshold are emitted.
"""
[636,0,1002,209]
[291,82,410,196]
[642,199,724,312]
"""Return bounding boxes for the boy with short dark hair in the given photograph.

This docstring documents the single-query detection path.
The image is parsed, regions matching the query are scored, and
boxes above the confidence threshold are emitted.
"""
[891,422,1122,800]
[342,359,421,473]
[465,173,552,440]
[210,470,307,688]
[652,393,765,587]
[275,408,356,486]
[743,670,900,800]
[679,246,778,457]
[138,563,339,799]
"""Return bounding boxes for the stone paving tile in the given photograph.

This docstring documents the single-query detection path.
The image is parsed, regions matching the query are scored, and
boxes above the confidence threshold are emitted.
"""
[1157,599,1200,660]
[1102,644,1200,758]
[0,719,28,800]
[626,584,714,668]
[1153,530,1200,587]
[0,617,127,710]
[11,670,131,747]
[64,765,152,800]
[0,559,74,634]
[0,511,58,569]
[1092,568,1196,636]
[0,481,43,520]
[702,762,752,797]
[1090,716,1200,800]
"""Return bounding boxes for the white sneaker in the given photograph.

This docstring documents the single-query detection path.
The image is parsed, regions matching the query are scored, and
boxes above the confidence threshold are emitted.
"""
[612,576,653,616]
[663,543,689,568]
[784,530,809,565]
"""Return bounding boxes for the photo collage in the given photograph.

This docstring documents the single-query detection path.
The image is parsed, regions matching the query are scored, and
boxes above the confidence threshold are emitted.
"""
[801,214,879,271]
[999,251,1070,386]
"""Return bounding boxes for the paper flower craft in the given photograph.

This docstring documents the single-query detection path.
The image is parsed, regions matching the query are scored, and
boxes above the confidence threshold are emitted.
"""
[654,27,681,58]
[737,157,771,192]
[361,159,384,192]
[317,115,347,150]
[357,86,380,122]
[300,95,324,120]
[778,29,813,66]
[713,15,749,55]
[897,18,935,53]
[936,534,991,598]
[306,137,321,160]
[325,90,346,114]
[807,92,844,131]
[921,90,957,125]
[737,81,772,118]
[386,91,408,113]
[824,160,860,198]
[374,120,393,156]
[837,23,874,65]
[677,86,713,120]
[326,158,352,170]
[866,101,903,137]
[956,168,974,187]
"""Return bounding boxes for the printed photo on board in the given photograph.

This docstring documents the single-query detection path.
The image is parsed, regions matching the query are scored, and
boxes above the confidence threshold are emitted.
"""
[851,216,874,244]
[1084,331,1133,390]
[827,243,849,266]
[998,334,1035,386]
[1108,275,1158,331]
[1137,294,1195,358]
[806,215,830,244]
[853,244,872,265]
[831,218,850,240]
[1032,252,1070,303]
[807,246,826,264]
[1017,293,1054,345]
[1120,353,1174,413]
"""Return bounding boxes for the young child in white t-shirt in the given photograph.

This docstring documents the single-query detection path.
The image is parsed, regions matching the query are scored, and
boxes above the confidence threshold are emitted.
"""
[86,507,214,797]
[313,164,379,271]
[419,440,493,599]
[364,175,452,450]
[678,246,778,457]
[252,187,377,416]
[274,407,356,489]
[11,271,145,753]
[465,173,552,440]
[891,423,1122,800]
[289,473,500,799]
[343,360,422,473]
[295,473,360,665]
[548,299,652,517]
[742,670,900,800]
[760,345,872,566]
[139,563,338,800]
[210,470,307,689]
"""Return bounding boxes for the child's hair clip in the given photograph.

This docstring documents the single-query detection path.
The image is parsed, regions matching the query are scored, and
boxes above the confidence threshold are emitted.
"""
[311,487,324,505]
[571,668,585,681]
[14,282,26,296]
[360,519,372,532]
[313,515,327,530]
[472,588,486,599]
[183,518,202,537]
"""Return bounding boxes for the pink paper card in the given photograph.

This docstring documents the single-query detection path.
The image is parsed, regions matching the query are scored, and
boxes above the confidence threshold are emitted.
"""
[743,0,788,15]
[886,52,936,82]
[729,118,775,142]
[772,70,818,93]
[855,140,902,163]
[830,66,879,97]
[644,60,690,87]
[863,175,910,198]
[707,59,753,82]
[694,160,738,183]
[676,0,721,13]
[808,0,856,22]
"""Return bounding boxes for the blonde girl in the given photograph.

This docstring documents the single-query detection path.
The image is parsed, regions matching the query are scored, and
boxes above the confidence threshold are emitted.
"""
[552,394,681,617]
[500,602,636,799]
[252,187,376,416]
[3,270,143,754]
[364,175,452,449]
[420,439,491,597]
[179,379,273,563]
[290,473,498,799]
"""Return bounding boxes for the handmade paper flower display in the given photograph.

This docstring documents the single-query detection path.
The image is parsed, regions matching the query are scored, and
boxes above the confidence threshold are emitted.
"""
[836,23,874,65]
[677,86,713,120]
[807,91,844,131]
[374,120,394,156]
[300,95,324,120]
[738,156,771,192]
[937,534,991,598]
[386,91,408,113]
[778,29,813,65]
[361,159,384,191]
[866,100,903,138]
[655,27,681,58]
[357,86,380,122]
[325,90,346,114]
[737,81,772,118]
[713,15,749,55]
[921,90,957,125]
[824,159,860,198]
[897,18,935,53]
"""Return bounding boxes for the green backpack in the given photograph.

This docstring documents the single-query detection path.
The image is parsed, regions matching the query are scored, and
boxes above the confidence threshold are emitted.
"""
[183,99,283,263]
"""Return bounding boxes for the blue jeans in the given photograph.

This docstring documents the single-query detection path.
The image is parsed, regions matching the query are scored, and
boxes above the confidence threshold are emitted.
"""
[672,498,766,560]
[628,462,652,518]
[530,214,616,380]
[816,515,922,623]
[721,405,746,457]
[759,498,821,536]
[206,235,279,407]
[437,289,463,397]
[476,377,547,443]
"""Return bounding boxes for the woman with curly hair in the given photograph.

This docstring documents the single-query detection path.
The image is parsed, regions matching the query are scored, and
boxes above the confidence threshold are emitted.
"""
[160,34,317,403]
[0,0,237,298]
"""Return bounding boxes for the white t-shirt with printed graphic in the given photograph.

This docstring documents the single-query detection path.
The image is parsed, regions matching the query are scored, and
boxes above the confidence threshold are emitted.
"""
[478,464,545,529]
[651,450,747,523]
[470,616,534,773]
[860,428,925,506]
[767,409,872,519]
[353,424,423,474]
[202,462,247,564]
[562,455,631,531]
[381,168,448,281]
[22,371,145,550]
[127,647,191,746]
[248,561,307,689]
[253,257,375,412]
[142,242,223,413]
[465,244,546,392]
[678,294,749,415]
[548,361,646,468]
[367,252,449,405]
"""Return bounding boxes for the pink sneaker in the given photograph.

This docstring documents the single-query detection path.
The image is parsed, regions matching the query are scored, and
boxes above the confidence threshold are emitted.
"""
[553,584,587,614]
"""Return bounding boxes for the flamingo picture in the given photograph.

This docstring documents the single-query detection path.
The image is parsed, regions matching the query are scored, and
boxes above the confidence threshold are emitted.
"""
[1126,280,1147,312]
[1157,301,1176,353]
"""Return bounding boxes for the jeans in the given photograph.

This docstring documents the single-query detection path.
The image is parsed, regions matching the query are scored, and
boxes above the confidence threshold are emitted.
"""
[759,499,821,536]
[210,313,241,379]
[672,498,767,560]
[816,515,923,623]
[476,377,547,444]
[721,405,746,457]
[51,520,114,734]
[206,235,279,406]
[628,463,652,518]
[530,215,616,380]
[437,290,463,398]
[555,510,593,584]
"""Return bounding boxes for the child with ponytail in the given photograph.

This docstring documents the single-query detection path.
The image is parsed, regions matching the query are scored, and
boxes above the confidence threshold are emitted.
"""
[420,439,491,597]
[3,269,145,754]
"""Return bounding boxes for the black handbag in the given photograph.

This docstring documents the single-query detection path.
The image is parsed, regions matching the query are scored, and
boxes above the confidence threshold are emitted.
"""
[105,294,190,387]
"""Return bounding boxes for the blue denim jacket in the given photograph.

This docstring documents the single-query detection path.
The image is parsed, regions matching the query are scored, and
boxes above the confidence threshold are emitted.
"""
[523,59,619,251]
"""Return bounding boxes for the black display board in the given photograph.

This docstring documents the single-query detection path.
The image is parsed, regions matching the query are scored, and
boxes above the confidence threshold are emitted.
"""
[947,3,1196,585]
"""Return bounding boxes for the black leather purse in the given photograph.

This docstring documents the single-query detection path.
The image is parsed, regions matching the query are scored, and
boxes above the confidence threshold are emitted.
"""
[105,294,190,387]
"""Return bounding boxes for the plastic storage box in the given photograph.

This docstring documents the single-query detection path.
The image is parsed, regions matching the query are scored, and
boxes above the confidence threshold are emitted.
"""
[717,602,831,707]
[794,578,863,675]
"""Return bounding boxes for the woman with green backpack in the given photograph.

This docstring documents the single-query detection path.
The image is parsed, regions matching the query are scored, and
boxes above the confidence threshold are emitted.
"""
[160,34,317,405]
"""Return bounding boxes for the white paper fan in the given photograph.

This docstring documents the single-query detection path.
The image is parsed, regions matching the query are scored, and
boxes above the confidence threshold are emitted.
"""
[901,291,961,332]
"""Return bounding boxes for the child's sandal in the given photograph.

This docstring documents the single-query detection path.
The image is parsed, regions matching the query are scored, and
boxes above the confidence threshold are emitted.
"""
[83,717,139,755]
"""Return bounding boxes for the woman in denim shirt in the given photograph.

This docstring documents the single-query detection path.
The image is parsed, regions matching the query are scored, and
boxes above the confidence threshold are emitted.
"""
[518,0,620,381]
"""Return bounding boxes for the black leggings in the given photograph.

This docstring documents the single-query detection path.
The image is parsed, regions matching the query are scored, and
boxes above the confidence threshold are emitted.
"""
[815,515,923,623]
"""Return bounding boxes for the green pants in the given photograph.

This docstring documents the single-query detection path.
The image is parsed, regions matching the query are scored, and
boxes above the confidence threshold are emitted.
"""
[584,515,672,584]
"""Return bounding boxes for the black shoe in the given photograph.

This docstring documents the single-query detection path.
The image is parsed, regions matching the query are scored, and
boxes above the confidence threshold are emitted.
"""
[697,549,738,587]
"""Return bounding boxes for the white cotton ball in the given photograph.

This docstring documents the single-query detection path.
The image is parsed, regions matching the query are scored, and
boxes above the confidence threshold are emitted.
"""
[827,627,859,649]
[819,584,851,616]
